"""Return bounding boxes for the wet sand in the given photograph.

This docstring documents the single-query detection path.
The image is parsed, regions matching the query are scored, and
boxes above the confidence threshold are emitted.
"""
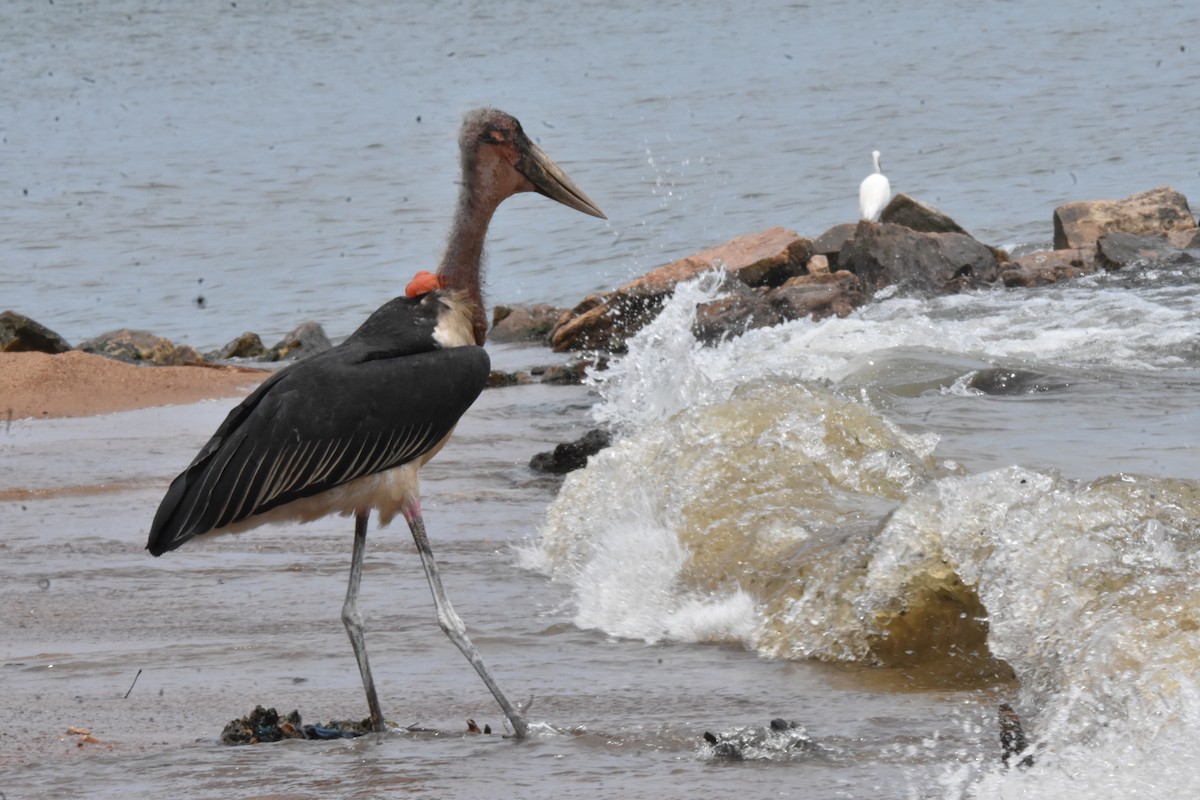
[0,351,268,420]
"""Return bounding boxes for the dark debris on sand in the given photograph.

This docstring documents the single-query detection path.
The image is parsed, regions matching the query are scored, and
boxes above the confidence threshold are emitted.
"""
[219,705,496,745]
[219,705,372,745]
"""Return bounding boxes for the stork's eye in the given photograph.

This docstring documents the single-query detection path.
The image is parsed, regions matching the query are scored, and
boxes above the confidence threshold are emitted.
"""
[480,128,509,145]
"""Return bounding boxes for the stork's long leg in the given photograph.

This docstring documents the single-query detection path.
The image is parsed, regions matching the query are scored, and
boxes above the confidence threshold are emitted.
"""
[406,511,530,739]
[342,511,386,732]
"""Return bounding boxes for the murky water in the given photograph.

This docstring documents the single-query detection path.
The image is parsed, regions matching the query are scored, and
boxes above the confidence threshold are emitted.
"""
[3,1,1200,797]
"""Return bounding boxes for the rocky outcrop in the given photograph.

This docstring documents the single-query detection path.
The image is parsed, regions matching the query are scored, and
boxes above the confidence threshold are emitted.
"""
[550,227,812,353]
[1000,248,1098,287]
[838,221,1001,294]
[1095,230,1194,269]
[880,193,970,235]
[264,321,331,361]
[78,329,205,366]
[1052,186,1196,250]
[529,428,612,474]
[489,303,564,343]
[212,332,267,360]
[1,310,71,354]
[692,272,866,345]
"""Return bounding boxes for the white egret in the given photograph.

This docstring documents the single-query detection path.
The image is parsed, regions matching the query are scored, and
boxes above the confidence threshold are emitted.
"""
[858,150,891,222]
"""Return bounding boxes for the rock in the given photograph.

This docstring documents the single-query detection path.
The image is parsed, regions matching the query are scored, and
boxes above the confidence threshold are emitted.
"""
[967,368,1066,395]
[215,332,266,360]
[701,718,814,761]
[0,310,72,353]
[550,228,810,353]
[880,193,970,235]
[1000,248,1098,287]
[1095,230,1192,269]
[486,369,533,388]
[529,428,612,474]
[264,321,332,362]
[811,222,859,268]
[489,303,564,343]
[838,221,1000,294]
[1052,186,1197,250]
[1172,228,1200,250]
[77,329,206,366]
[549,289,670,353]
[999,703,1034,769]
[691,272,866,345]
[806,254,830,275]
[626,227,809,292]
[534,359,597,385]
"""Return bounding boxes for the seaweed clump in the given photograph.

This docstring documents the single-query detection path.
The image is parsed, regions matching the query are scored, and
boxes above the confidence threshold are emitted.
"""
[219,705,371,745]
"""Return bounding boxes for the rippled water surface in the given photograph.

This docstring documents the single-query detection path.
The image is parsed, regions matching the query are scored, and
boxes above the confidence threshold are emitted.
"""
[4,1,1200,798]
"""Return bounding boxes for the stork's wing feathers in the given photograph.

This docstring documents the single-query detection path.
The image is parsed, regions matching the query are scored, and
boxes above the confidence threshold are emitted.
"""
[148,345,490,555]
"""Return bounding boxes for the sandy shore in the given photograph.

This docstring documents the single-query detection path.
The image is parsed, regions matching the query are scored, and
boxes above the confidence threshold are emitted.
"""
[0,351,268,420]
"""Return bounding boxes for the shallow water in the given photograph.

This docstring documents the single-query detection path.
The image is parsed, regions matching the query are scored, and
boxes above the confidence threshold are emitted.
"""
[4,1,1200,797]
[1,355,1007,799]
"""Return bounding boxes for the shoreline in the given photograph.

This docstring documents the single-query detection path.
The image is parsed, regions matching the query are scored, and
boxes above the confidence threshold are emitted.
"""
[0,351,268,420]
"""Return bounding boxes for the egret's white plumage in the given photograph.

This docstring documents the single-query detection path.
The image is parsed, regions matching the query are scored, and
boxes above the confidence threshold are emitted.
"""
[858,149,891,222]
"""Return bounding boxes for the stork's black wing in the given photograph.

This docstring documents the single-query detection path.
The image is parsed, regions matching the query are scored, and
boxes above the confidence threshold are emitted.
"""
[147,341,490,556]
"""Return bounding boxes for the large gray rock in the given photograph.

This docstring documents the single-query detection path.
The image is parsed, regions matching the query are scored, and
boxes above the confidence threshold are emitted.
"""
[1052,186,1197,250]
[880,193,970,235]
[0,310,71,353]
[838,221,1000,294]
[1095,230,1193,269]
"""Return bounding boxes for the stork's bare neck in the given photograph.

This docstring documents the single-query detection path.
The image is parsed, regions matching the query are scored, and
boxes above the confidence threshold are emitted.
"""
[437,172,498,344]
[434,108,606,345]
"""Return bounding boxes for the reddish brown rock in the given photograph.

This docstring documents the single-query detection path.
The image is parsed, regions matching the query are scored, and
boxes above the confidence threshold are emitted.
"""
[1052,186,1197,250]
[623,227,810,292]
[1000,249,1098,287]
[550,228,811,353]
[838,221,1000,294]
[692,272,866,345]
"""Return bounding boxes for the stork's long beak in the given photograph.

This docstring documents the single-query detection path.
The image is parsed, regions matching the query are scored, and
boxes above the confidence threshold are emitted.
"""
[517,138,607,219]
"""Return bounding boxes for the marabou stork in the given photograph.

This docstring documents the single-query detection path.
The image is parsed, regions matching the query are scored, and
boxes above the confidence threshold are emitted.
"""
[858,149,891,222]
[147,108,605,738]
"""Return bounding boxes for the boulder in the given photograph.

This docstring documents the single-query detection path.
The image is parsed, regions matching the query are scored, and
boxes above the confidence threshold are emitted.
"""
[691,271,866,345]
[999,248,1098,287]
[550,227,810,353]
[811,222,858,268]
[214,331,266,360]
[880,193,970,235]
[0,310,71,353]
[1172,229,1200,250]
[838,221,1000,294]
[77,329,205,366]
[1052,186,1197,250]
[529,428,613,474]
[624,227,809,292]
[1095,230,1192,269]
[489,303,564,343]
[264,321,331,362]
